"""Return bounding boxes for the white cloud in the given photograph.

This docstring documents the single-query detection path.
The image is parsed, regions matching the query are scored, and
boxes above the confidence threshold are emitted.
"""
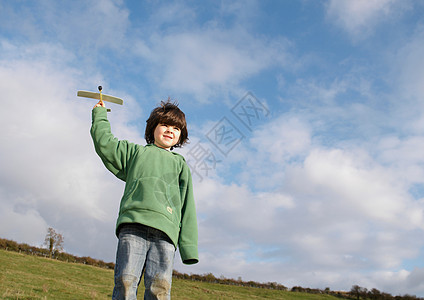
[133,27,291,101]
[325,0,410,40]
[0,192,47,247]
[252,115,312,162]
[377,136,424,185]
[0,0,130,52]
[372,268,424,296]
[289,148,423,228]
[390,25,424,123]
[229,115,311,189]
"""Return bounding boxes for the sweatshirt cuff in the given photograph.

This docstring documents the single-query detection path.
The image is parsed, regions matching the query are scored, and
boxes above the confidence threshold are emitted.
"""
[179,244,199,265]
[92,106,107,119]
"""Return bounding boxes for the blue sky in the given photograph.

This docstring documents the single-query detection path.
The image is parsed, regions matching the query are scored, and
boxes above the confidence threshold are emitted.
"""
[1,0,424,296]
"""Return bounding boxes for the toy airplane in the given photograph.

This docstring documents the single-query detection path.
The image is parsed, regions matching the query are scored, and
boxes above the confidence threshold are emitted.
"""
[77,86,123,112]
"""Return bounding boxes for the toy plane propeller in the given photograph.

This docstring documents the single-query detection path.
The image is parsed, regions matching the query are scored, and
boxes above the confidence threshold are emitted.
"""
[77,86,123,112]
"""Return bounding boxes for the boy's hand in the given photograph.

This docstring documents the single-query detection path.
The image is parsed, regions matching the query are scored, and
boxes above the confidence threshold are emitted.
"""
[93,100,105,109]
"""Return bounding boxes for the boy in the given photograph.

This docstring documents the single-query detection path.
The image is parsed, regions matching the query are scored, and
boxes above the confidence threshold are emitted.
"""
[91,99,198,300]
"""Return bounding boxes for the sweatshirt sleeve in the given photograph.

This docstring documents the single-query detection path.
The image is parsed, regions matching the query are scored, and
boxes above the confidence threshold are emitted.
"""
[90,107,137,181]
[178,162,199,264]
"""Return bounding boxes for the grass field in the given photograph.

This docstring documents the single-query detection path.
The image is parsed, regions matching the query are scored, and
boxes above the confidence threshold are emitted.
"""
[0,249,341,299]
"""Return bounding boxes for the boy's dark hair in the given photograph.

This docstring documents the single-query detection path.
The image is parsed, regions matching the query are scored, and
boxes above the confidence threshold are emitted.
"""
[145,99,189,149]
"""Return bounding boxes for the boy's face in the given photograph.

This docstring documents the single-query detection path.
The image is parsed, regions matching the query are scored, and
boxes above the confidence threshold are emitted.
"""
[153,123,181,150]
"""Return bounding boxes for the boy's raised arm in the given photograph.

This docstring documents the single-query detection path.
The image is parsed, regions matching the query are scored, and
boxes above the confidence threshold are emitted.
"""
[90,105,135,182]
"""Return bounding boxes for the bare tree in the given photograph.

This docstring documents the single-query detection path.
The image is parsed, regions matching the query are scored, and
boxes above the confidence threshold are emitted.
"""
[350,285,368,300]
[44,227,64,259]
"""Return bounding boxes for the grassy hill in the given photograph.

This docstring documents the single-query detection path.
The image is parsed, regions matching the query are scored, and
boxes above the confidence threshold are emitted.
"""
[0,249,341,299]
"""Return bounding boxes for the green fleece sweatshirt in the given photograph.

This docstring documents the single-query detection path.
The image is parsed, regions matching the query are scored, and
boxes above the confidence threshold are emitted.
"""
[91,107,198,264]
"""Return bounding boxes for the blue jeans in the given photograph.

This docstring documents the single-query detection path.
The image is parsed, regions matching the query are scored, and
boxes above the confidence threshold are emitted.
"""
[112,224,176,300]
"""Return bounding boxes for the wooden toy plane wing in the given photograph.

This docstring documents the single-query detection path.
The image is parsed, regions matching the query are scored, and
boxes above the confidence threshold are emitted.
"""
[77,91,124,105]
